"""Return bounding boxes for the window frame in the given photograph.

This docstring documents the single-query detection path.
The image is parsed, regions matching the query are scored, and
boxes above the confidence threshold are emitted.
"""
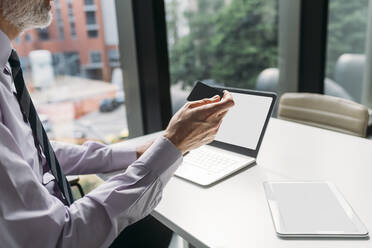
[298,0,329,93]
[116,0,172,137]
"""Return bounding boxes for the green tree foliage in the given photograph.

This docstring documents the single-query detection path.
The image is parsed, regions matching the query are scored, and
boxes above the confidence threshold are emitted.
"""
[167,0,368,88]
[326,0,368,78]
[168,0,278,89]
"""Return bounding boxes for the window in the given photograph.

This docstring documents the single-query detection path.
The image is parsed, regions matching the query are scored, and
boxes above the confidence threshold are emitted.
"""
[67,0,77,38]
[325,0,368,104]
[25,33,32,42]
[108,50,120,66]
[84,0,95,6]
[70,22,77,38]
[68,4,74,18]
[165,0,278,112]
[38,29,50,41]
[85,11,97,25]
[52,52,81,76]
[56,8,63,22]
[85,10,99,38]
[58,26,65,40]
[12,0,127,155]
[90,51,102,63]
[88,30,99,38]
[55,9,65,40]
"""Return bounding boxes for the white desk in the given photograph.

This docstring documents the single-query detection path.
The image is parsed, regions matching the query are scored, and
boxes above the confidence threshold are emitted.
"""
[104,118,372,248]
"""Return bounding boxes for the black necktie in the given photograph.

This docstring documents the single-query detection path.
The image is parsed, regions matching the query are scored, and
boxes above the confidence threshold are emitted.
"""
[8,50,74,205]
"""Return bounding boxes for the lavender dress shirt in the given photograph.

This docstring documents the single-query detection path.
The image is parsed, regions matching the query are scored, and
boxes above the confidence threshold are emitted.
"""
[0,29,182,248]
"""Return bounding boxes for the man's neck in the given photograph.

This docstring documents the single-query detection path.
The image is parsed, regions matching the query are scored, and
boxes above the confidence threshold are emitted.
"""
[0,18,21,41]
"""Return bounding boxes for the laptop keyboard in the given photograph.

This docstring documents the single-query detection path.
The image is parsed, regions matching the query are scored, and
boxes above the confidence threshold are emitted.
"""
[183,147,241,174]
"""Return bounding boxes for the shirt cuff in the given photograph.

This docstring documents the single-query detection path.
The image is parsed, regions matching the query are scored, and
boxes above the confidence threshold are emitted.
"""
[109,142,138,171]
[137,136,182,177]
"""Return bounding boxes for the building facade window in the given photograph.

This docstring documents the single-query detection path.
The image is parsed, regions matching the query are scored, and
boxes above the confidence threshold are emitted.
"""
[108,49,120,66]
[52,52,81,76]
[70,22,77,38]
[85,11,97,25]
[58,26,65,40]
[55,8,65,40]
[85,9,99,38]
[67,0,77,39]
[88,30,99,38]
[25,33,32,43]
[90,51,102,63]
[38,29,50,41]
[68,3,74,18]
[56,9,63,23]
[84,0,95,6]
[14,37,21,44]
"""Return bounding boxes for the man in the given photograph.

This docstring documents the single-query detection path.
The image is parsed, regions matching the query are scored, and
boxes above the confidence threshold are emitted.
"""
[0,0,235,247]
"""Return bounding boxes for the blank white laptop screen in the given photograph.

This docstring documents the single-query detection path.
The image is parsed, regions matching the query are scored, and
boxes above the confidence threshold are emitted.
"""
[215,92,273,150]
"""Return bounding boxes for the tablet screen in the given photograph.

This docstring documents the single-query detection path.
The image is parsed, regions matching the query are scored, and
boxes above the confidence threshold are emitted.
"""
[264,181,369,237]
[215,92,273,150]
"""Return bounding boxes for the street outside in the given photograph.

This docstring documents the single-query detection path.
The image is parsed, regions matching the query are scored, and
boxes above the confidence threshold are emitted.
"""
[76,105,128,142]
[31,76,128,144]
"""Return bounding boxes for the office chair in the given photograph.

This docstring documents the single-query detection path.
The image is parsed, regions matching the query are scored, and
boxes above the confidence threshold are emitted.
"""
[67,175,85,197]
[278,93,369,137]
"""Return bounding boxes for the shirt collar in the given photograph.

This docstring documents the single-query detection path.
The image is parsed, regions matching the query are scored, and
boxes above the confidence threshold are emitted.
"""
[0,29,13,71]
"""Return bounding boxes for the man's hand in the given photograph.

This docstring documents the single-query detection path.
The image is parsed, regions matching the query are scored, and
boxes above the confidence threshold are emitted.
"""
[164,90,234,154]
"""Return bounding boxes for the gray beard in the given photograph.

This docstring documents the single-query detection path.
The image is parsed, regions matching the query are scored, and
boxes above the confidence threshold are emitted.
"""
[1,0,52,31]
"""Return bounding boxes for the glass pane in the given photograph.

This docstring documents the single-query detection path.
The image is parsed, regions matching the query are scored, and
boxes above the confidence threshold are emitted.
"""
[12,0,128,145]
[165,0,279,112]
[325,0,369,103]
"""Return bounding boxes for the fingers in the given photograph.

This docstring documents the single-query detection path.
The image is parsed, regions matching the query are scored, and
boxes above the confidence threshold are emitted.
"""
[187,95,221,109]
[205,91,234,114]
[216,90,235,113]
[199,90,235,116]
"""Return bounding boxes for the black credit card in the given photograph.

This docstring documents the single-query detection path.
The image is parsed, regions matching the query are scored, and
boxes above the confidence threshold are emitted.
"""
[187,81,224,101]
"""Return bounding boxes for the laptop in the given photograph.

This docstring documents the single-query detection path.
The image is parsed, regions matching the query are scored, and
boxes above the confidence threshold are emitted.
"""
[174,87,277,186]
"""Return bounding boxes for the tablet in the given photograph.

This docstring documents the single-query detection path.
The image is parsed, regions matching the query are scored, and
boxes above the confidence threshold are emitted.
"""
[211,87,277,158]
[263,181,369,238]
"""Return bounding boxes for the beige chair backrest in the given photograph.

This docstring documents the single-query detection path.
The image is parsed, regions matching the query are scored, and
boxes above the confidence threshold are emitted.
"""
[278,93,369,137]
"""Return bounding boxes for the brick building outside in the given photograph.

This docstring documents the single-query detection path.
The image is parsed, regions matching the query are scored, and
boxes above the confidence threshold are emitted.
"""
[13,0,120,83]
